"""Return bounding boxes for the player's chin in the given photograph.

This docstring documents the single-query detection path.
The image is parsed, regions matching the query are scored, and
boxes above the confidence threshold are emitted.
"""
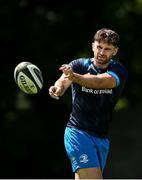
[96,59,105,65]
[96,57,108,64]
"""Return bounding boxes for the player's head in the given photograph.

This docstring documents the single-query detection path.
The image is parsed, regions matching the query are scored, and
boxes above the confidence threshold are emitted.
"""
[92,28,119,66]
[93,28,119,47]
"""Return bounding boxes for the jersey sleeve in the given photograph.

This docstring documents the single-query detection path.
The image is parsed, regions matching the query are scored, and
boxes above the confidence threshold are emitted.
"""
[107,71,120,87]
[69,58,86,73]
[107,61,128,87]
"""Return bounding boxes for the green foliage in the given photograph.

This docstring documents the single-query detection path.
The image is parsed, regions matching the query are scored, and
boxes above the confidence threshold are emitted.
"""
[115,97,129,111]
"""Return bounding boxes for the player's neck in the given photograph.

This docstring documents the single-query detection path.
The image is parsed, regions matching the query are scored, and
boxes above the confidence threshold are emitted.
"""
[92,58,109,69]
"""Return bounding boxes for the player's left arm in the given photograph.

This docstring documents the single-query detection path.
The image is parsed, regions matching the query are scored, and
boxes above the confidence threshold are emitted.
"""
[60,64,118,89]
[70,72,117,89]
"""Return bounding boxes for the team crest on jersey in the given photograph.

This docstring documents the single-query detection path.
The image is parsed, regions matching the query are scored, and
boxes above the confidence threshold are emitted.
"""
[79,154,89,163]
[71,157,76,164]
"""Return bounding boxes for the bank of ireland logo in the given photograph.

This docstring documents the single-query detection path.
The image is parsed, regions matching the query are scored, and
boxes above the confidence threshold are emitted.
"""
[79,154,89,163]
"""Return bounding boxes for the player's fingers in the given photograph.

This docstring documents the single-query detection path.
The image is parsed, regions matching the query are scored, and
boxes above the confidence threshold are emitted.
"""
[49,91,59,99]
[49,86,56,92]
[64,73,70,78]
[49,87,59,99]
[59,64,71,71]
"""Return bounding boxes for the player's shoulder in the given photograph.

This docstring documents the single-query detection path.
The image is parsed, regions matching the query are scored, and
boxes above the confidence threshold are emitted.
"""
[109,59,122,66]
[69,57,91,66]
[109,59,128,74]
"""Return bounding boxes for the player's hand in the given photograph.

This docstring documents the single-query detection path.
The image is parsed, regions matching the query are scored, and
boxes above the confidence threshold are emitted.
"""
[49,86,62,100]
[59,64,74,81]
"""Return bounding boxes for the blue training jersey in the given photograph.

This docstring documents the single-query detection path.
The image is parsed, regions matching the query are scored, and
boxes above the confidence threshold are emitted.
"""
[67,58,128,138]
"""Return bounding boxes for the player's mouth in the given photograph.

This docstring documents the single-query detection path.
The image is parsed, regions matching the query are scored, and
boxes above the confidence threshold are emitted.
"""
[96,55,108,65]
[98,54,106,59]
[97,55,106,61]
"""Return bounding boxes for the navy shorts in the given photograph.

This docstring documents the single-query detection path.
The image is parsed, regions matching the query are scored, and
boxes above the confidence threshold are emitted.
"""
[64,127,110,173]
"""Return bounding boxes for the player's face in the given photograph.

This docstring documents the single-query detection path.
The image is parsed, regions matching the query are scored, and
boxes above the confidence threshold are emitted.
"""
[92,41,118,67]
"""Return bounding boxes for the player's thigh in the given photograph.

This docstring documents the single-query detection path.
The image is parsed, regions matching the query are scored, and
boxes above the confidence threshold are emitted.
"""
[64,127,99,167]
[75,167,103,179]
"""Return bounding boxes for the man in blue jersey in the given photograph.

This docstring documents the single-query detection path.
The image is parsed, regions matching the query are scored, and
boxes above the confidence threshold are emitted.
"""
[49,28,128,179]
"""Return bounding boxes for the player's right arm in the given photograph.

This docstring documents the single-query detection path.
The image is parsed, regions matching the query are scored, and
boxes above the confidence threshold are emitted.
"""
[49,73,72,100]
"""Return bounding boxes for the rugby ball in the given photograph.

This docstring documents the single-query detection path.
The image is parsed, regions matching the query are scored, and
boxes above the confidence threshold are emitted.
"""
[14,61,43,94]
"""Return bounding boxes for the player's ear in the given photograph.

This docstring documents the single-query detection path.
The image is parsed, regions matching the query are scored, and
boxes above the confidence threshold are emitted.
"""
[113,47,119,56]
[92,42,95,51]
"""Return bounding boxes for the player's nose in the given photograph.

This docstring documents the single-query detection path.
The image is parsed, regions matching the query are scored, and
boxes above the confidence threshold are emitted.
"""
[100,49,105,55]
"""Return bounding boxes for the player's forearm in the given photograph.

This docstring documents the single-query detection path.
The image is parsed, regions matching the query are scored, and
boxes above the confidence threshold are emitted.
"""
[72,73,101,88]
[60,64,103,88]
[71,73,115,89]
[54,79,64,89]
[54,79,66,95]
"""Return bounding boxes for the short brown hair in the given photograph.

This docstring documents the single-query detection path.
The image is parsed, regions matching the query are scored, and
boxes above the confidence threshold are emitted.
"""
[93,28,119,47]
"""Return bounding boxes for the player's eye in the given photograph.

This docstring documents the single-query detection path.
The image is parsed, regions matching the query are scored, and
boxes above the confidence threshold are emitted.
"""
[97,45,102,50]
